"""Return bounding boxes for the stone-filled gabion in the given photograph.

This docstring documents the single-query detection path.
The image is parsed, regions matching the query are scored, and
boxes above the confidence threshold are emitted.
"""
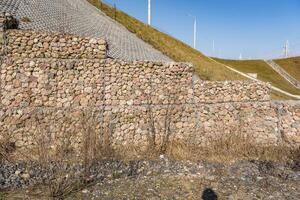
[0,57,271,108]
[2,30,107,59]
[0,29,299,160]
[0,0,171,61]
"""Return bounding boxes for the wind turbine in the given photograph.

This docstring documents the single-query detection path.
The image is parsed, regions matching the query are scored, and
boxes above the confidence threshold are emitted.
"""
[188,14,197,49]
[148,0,151,25]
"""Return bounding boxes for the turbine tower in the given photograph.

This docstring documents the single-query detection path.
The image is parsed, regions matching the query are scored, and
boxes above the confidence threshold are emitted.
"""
[284,40,289,58]
[193,17,197,49]
[213,40,215,56]
[239,53,243,60]
[188,14,197,49]
[148,0,151,26]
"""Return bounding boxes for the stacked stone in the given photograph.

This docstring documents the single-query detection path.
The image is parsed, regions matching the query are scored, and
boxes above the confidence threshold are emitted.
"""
[275,101,300,146]
[0,58,105,108]
[193,80,271,103]
[1,29,300,160]
[1,56,291,155]
[0,57,271,109]
[102,59,194,106]
[2,102,299,154]
[4,30,107,59]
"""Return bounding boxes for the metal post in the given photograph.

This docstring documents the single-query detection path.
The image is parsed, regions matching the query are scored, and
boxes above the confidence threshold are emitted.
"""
[188,14,197,49]
[284,40,289,58]
[148,0,151,25]
[213,40,215,56]
[193,17,197,49]
[114,3,117,20]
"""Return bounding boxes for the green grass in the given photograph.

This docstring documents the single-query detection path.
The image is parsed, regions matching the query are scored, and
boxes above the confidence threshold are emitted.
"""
[271,91,297,100]
[87,0,243,81]
[0,192,4,200]
[216,59,300,96]
[274,57,300,82]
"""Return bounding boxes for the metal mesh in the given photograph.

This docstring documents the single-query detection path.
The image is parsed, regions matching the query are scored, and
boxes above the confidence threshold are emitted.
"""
[0,0,172,62]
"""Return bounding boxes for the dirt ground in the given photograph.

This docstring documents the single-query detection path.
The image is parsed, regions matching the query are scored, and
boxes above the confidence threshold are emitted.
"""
[2,160,299,200]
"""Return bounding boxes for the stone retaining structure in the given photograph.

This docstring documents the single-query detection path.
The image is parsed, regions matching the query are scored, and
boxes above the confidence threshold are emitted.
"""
[0,58,270,108]
[0,0,171,61]
[1,30,107,59]
[0,29,299,160]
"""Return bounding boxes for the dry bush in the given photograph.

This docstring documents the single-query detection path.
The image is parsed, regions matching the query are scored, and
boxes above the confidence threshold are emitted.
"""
[160,103,173,154]
[53,115,79,163]
[80,111,116,163]
[80,111,102,175]
[44,110,117,198]
[166,132,298,163]
[47,164,86,200]
[142,95,174,160]
[0,131,15,162]
[34,120,51,164]
[144,104,159,158]
[20,16,32,23]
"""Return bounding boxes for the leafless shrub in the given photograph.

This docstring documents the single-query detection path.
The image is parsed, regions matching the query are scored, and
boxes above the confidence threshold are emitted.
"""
[45,110,103,199]
[47,164,85,200]
[145,104,157,155]
[20,16,32,23]
[33,119,51,165]
[0,131,15,162]
[54,115,79,162]
[80,110,116,163]
[144,93,174,158]
[160,98,173,154]
[167,131,298,163]
[80,111,100,176]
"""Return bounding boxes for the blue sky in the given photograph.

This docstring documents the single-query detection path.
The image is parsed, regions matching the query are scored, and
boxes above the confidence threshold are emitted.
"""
[104,0,300,59]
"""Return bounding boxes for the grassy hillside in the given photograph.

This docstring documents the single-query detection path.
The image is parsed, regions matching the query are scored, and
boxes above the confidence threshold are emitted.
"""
[87,0,243,81]
[87,1,298,100]
[216,59,300,96]
[274,57,300,82]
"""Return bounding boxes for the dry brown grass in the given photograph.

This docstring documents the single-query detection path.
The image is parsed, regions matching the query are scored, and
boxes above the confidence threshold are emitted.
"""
[43,111,117,199]
[4,110,115,199]
[216,58,300,96]
[48,166,85,200]
[275,56,300,82]
[3,109,299,165]
[0,131,15,162]
[20,16,32,23]
[166,133,299,164]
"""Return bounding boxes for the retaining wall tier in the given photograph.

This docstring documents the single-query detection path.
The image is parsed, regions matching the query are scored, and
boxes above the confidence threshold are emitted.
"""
[1,30,107,59]
[0,58,270,108]
[1,101,299,158]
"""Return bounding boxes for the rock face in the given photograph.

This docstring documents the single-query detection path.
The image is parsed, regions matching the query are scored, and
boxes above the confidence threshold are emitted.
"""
[0,29,299,159]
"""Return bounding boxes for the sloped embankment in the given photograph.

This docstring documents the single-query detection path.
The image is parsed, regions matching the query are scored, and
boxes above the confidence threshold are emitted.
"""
[275,57,300,82]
